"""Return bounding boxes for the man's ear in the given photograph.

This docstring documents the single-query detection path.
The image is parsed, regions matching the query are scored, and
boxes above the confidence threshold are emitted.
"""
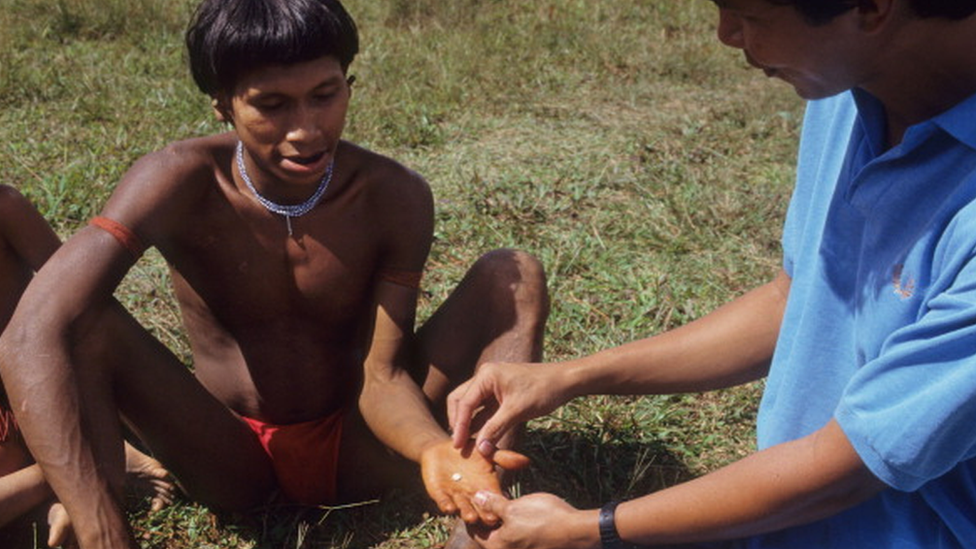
[211,95,233,125]
[855,0,897,34]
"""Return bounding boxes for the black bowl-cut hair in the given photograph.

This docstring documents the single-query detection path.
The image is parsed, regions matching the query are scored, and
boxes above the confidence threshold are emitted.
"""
[186,0,359,97]
[767,0,976,26]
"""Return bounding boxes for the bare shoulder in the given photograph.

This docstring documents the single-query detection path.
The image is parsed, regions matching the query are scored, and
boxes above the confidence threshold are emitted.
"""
[0,184,44,232]
[339,141,432,211]
[113,133,232,198]
[0,185,30,214]
[102,133,235,229]
[0,185,27,244]
[337,142,434,266]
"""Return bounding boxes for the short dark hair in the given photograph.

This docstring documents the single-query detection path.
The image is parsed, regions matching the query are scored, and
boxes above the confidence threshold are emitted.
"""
[767,0,976,25]
[186,0,359,97]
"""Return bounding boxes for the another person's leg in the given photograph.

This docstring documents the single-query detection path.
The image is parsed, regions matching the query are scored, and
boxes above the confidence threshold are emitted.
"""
[0,418,70,547]
[0,425,48,529]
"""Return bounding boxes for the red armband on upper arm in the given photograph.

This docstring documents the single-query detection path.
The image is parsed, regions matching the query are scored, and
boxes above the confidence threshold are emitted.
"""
[89,216,146,260]
[379,269,423,289]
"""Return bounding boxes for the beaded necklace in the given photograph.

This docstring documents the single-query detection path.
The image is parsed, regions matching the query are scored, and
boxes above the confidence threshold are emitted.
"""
[235,141,335,236]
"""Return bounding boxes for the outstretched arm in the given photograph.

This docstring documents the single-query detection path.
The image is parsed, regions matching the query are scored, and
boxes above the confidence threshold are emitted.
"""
[358,281,528,525]
[357,167,530,524]
[450,269,790,453]
[472,419,885,549]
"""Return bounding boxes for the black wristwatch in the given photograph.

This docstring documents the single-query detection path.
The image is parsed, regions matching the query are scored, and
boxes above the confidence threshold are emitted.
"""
[599,500,633,549]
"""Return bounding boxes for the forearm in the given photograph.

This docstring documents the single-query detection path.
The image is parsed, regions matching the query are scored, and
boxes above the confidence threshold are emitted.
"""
[0,240,135,547]
[562,270,789,397]
[0,331,132,545]
[359,371,448,462]
[612,420,885,546]
[0,351,132,548]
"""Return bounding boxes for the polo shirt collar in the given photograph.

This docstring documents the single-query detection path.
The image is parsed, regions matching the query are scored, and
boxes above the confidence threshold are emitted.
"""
[851,87,976,155]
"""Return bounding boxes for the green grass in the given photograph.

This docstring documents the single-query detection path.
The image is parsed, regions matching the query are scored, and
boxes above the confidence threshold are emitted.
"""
[0,0,803,547]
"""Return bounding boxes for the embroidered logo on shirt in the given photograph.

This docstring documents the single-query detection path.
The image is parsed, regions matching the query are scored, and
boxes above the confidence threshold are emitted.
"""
[892,264,916,299]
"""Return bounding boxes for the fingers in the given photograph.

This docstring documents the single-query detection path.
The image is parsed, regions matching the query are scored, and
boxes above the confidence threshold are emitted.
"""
[429,479,495,525]
[492,449,531,471]
[474,408,517,458]
[454,492,481,524]
[448,380,482,448]
[150,489,175,512]
[472,490,506,521]
[429,483,459,516]
[449,363,512,450]
[447,380,469,433]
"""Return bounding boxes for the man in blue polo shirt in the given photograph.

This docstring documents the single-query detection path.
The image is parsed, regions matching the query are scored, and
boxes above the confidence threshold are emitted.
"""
[446,0,976,547]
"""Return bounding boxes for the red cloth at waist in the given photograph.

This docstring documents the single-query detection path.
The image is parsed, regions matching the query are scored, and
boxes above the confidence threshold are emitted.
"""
[0,405,18,443]
[241,411,344,505]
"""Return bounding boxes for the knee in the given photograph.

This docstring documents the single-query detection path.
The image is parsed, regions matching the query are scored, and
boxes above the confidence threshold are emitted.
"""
[470,249,549,318]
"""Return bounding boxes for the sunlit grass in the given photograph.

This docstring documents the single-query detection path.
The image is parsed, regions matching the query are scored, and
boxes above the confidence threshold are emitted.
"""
[0,0,803,546]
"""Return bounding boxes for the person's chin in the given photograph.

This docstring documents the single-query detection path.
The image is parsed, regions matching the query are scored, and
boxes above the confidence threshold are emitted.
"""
[772,71,849,101]
[790,83,849,101]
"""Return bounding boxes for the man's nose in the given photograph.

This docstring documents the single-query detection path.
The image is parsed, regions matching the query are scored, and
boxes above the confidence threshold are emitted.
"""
[286,105,324,143]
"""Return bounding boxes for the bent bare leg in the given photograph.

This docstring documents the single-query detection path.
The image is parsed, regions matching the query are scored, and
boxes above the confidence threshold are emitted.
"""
[0,465,50,529]
[418,248,549,423]
[0,440,69,547]
[0,419,52,531]
[419,249,548,549]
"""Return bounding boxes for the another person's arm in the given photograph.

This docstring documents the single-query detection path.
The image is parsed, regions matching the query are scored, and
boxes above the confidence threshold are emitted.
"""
[450,269,791,453]
[472,419,885,549]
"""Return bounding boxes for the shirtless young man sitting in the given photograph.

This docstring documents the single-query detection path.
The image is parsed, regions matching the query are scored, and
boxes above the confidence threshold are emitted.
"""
[0,1,548,548]
[0,185,173,548]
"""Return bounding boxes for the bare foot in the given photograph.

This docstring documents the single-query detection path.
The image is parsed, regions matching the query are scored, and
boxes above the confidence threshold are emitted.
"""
[47,502,77,549]
[124,443,176,512]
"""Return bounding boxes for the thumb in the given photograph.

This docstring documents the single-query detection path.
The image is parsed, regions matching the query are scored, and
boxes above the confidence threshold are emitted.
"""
[492,449,531,471]
[473,490,507,519]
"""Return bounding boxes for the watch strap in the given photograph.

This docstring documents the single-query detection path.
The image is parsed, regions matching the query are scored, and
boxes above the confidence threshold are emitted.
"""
[599,500,630,549]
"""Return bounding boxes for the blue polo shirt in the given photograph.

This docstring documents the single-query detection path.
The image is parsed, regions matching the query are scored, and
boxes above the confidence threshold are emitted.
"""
[746,89,976,547]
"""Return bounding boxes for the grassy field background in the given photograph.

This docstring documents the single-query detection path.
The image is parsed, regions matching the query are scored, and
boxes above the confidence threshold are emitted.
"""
[0,0,803,547]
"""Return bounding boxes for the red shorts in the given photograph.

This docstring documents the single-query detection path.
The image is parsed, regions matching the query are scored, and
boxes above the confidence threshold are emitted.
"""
[241,411,344,505]
[0,402,18,444]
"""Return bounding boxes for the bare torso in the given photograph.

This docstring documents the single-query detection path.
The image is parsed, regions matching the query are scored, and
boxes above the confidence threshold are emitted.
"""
[127,133,430,424]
